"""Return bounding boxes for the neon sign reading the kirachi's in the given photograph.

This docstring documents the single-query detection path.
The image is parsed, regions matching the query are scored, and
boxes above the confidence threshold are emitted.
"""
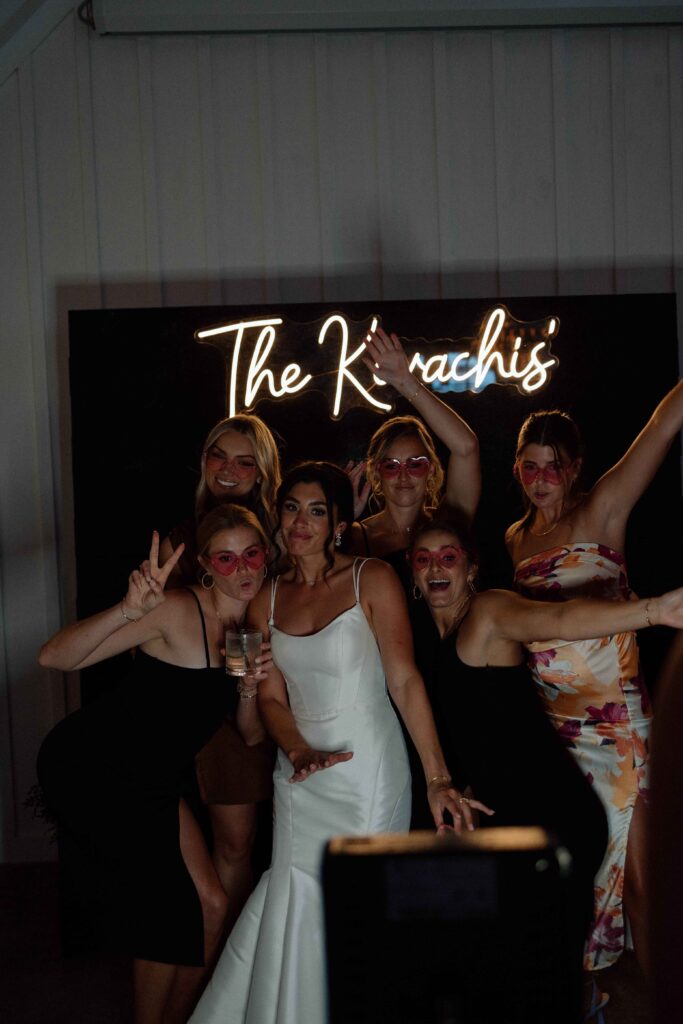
[196,306,559,420]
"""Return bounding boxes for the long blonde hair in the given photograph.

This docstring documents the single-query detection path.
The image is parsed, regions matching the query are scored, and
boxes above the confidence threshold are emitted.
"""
[195,414,281,540]
[365,415,444,510]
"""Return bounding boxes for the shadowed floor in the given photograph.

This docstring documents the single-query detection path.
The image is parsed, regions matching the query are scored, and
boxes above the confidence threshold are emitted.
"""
[0,862,649,1023]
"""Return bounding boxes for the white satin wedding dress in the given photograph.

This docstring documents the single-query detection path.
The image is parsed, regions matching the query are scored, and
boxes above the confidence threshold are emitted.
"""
[190,559,411,1024]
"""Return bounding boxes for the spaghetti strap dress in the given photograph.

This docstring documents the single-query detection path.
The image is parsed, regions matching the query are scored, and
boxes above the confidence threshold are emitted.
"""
[514,542,652,971]
[432,626,607,934]
[37,589,232,966]
[190,558,411,1024]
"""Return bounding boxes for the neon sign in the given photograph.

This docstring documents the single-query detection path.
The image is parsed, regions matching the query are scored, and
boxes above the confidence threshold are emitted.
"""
[196,306,559,420]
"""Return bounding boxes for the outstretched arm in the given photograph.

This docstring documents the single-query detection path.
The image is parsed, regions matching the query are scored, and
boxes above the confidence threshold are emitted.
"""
[480,584,683,649]
[588,379,683,532]
[363,328,481,521]
[38,533,184,670]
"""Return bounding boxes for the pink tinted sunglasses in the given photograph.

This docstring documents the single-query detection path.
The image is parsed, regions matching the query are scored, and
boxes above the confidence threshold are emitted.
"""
[208,546,266,576]
[410,545,466,571]
[205,448,258,479]
[378,456,431,479]
[515,460,567,486]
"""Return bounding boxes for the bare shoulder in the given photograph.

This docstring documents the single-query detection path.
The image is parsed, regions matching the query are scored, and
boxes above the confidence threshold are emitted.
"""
[505,518,525,553]
[357,556,399,585]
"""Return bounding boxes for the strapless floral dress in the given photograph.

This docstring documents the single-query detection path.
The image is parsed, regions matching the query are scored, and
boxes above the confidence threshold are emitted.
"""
[514,542,651,971]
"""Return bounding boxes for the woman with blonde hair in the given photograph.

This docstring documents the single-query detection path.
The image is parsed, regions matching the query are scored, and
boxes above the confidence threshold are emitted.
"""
[159,413,281,939]
[350,327,480,559]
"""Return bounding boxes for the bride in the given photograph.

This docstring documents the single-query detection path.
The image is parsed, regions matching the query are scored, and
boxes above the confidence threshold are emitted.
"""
[190,462,490,1024]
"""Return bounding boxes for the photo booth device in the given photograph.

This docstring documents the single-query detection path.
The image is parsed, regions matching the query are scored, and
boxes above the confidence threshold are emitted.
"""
[324,827,583,1024]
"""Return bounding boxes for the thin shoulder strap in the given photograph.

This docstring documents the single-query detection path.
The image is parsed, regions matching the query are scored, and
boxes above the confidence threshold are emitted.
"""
[359,520,371,556]
[352,557,369,603]
[185,587,211,669]
[268,576,281,626]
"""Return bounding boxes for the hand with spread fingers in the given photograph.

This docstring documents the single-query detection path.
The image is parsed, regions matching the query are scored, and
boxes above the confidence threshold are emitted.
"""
[362,326,414,395]
[287,746,354,784]
[123,531,185,620]
[427,777,495,833]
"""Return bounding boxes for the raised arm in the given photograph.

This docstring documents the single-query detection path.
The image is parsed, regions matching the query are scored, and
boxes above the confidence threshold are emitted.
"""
[362,328,481,521]
[246,586,353,781]
[477,585,683,651]
[362,560,491,829]
[588,379,683,532]
[38,533,183,671]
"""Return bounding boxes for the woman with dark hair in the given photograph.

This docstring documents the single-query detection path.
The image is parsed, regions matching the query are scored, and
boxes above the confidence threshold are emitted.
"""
[350,327,480,558]
[37,505,271,1024]
[506,381,683,976]
[159,413,281,936]
[408,515,683,1019]
[190,463,488,1024]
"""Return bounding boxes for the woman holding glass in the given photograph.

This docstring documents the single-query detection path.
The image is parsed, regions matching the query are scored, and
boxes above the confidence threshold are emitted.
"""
[190,463,488,1024]
[160,413,281,934]
[38,505,269,1024]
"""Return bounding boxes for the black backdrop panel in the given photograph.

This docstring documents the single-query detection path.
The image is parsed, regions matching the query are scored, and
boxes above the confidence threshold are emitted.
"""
[69,294,681,696]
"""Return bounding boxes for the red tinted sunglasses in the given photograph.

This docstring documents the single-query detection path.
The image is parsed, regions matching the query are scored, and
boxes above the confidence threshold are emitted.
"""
[208,546,266,576]
[205,448,258,479]
[378,456,431,479]
[410,546,465,571]
[515,460,566,486]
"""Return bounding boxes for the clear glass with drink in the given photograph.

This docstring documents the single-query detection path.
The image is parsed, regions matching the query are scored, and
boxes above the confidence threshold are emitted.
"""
[225,628,262,677]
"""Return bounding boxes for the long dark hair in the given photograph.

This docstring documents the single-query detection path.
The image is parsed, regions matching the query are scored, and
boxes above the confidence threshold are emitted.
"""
[511,409,584,535]
[275,462,354,574]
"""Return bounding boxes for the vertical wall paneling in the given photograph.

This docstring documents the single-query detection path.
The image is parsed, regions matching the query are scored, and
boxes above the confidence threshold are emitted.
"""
[552,29,616,294]
[1,69,59,860]
[492,30,559,296]
[197,36,222,307]
[135,35,163,306]
[90,34,153,306]
[149,36,209,307]
[433,31,500,298]
[267,34,325,303]
[314,32,385,301]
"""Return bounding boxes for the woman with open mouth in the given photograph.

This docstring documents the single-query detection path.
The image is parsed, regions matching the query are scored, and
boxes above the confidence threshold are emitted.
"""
[409,511,683,1022]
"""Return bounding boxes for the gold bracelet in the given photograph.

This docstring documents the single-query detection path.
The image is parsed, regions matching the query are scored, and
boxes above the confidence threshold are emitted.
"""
[644,600,652,627]
[407,380,421,401]
[428,774,451,787]
[239,690,258,700]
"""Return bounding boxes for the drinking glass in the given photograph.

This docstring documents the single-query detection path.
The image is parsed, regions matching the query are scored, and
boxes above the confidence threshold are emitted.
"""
[225,628,262,677]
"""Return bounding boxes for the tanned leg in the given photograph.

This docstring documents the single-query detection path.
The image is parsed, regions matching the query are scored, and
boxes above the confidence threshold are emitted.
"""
[208,802,257,935]
[163,800,228,1024]
[624,793,649,977]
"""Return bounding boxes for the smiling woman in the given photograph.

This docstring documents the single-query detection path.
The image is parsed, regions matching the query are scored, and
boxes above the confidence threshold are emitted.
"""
[189,462,486,1024]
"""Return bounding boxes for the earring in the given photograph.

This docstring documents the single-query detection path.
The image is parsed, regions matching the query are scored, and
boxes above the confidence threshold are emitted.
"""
[262,565,268,578]
[201,571,215,590]
[334,533,342,548]
[412,584,422,601]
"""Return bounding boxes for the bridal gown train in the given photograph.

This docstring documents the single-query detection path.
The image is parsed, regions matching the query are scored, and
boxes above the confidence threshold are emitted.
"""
[190,559,412,1024]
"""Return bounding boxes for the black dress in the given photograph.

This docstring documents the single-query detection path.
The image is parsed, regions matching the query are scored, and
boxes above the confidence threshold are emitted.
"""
[37,590,232,966]
[426,621,608,931]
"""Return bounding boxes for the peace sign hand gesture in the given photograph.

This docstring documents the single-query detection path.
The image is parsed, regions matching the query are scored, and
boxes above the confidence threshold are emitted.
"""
[122,532,185,620]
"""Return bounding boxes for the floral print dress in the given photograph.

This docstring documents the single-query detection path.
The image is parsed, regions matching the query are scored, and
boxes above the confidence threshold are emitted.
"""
[514,543,651,971]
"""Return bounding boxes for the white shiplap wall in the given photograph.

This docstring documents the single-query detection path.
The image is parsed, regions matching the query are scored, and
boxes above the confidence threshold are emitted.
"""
[1,11,681,862]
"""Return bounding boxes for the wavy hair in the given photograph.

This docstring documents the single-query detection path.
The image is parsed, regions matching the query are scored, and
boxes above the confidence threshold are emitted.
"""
[365,415,443,510]
[195,414,281,540]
